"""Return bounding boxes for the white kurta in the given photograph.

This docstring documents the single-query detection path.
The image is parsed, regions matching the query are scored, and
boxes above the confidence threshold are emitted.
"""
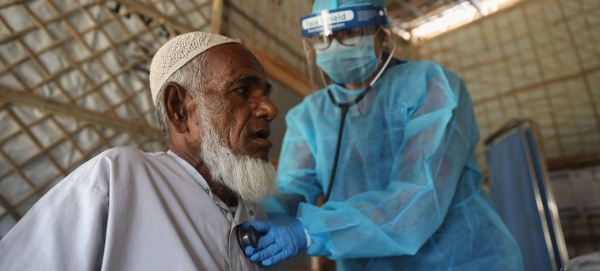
[0,147,281,271]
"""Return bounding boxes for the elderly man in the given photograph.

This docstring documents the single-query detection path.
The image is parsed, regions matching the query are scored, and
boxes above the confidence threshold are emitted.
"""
[0,32,280,271]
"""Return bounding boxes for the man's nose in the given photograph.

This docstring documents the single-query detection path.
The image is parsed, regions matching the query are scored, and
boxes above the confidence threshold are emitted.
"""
[253,96,278,122]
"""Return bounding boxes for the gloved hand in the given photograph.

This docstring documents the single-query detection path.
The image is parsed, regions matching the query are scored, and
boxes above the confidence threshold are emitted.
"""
[242,216,308,266]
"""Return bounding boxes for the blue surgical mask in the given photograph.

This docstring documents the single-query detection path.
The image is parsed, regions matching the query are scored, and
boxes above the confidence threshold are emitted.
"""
[316,35,381,84]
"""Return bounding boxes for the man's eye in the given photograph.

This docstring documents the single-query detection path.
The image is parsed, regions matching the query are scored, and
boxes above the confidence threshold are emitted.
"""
[235,88,248,95]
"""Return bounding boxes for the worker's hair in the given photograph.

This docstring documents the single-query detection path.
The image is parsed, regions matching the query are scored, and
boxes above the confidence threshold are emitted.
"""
[155,53,209,140]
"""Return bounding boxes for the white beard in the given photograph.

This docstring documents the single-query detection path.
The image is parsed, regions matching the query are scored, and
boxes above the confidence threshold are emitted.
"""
[196,99,277,203]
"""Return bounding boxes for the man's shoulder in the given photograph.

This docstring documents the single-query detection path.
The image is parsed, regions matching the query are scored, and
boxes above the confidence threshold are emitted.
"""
[61,147,165,192]
[95,146,159,159]
[84,146,168,178]
[91,146,171,167]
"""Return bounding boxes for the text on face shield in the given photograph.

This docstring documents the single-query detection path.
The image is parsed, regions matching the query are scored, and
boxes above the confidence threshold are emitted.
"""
[302,10,355,30]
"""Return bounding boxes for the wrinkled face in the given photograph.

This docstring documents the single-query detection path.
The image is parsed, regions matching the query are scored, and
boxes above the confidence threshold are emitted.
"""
[196,44,278,161]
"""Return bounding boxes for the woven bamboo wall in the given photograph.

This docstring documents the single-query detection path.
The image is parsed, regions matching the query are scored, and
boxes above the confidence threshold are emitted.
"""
[222,0,311,78]
[415,0,600,173]
[0,0,219,237]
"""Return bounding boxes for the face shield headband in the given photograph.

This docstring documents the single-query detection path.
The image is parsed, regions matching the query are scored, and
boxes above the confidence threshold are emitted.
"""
[300,5,389,38]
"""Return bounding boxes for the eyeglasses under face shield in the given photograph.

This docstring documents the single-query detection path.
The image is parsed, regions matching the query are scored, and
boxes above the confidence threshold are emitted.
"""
[300,5,389,51]
[306,25,382,51]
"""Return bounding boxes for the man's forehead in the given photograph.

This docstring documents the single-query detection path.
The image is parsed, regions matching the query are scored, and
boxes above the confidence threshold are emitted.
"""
[206,44,266,79]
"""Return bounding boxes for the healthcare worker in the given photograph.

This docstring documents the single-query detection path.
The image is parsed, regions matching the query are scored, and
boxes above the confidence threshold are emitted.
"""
[243,0,524,270]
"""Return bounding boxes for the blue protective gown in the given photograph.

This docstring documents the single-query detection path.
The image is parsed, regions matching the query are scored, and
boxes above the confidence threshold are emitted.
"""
[262,60,524,270]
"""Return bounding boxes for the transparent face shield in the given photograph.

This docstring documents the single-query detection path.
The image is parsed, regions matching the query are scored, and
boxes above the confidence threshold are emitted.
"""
[300,5,396,92]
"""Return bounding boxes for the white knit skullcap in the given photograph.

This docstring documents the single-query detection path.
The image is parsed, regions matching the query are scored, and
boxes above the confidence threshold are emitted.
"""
[149,31,239,105]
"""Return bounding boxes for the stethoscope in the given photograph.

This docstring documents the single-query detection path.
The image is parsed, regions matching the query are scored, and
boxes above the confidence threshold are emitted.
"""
[322,39,396,202]
[235,224,260,251]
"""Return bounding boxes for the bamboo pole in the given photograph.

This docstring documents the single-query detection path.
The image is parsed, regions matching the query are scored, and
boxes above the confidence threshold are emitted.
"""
[0,87,164,142]
[211,0,223,34]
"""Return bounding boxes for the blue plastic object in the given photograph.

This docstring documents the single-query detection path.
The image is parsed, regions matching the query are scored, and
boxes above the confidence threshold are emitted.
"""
[487,120,568,271]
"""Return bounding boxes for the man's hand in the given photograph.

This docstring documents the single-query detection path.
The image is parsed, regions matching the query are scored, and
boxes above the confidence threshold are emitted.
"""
[242,216,307,266]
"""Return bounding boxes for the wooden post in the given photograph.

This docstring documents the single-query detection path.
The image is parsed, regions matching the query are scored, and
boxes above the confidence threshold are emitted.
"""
[211,0,223,34]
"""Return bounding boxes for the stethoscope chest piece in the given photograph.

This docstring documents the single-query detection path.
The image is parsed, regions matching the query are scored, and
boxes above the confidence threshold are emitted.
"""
[236,225,259,253]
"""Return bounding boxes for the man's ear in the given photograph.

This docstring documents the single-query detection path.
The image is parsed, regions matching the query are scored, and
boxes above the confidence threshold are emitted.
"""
[163,82,189,134]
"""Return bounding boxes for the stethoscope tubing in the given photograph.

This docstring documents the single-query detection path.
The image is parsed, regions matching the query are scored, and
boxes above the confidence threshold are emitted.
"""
[323,85,373,202]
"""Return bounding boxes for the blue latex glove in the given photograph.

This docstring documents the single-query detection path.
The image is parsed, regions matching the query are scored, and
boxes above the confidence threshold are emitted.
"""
[242,216,307,266]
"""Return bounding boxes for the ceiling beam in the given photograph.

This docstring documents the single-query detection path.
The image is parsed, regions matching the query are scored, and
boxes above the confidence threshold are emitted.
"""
[388,0,453,21]
[398,0,424,18]
[469,0,485,15]
[115,0,312,97]
[0,87,164,142]
[388,0,427,17]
